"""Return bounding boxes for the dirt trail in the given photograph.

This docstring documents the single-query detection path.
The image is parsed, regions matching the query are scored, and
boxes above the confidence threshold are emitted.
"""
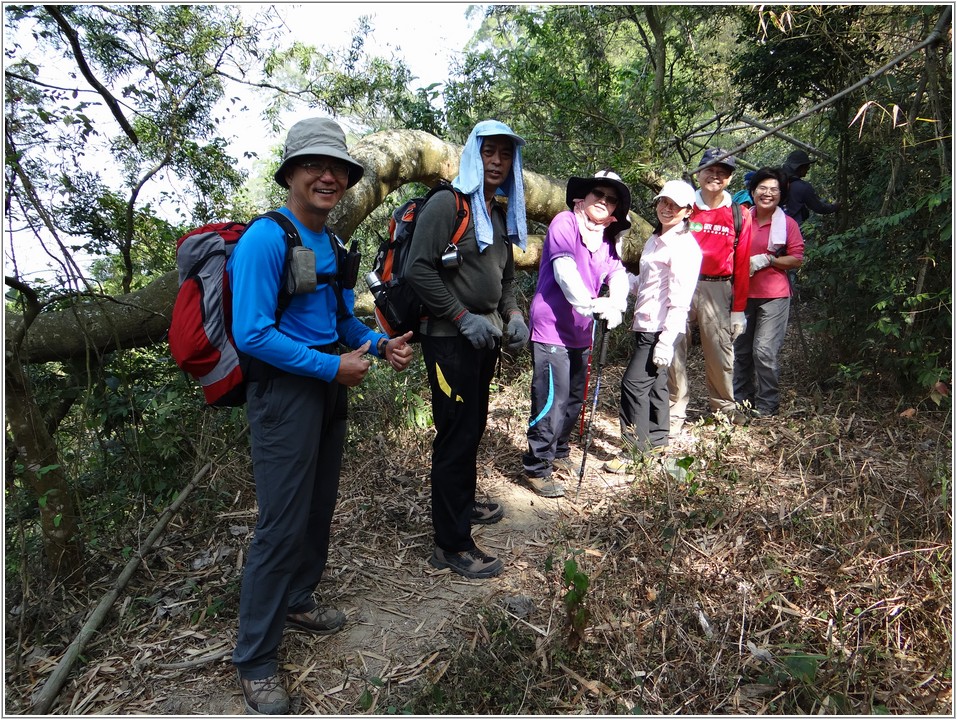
[22,341,734,715]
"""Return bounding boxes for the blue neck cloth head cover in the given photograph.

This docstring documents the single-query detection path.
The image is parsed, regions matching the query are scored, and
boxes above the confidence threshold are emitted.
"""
[451,120,528,252]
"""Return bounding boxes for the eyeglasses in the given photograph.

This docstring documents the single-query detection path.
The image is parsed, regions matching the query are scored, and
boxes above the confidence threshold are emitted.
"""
[298,160,350,181]
[754,185,781,196]
[589,189,619,205]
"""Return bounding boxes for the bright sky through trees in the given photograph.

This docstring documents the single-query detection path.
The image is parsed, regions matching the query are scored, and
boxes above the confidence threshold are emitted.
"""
[3,3,480,279]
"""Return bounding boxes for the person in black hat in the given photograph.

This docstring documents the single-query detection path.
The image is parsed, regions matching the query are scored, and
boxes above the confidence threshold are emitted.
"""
[781,149,840,225]
[229,117,414,714]
[522,170,632,496]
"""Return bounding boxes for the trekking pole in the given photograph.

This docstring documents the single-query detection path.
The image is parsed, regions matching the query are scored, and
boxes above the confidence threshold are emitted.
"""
[578,320,598,439]
[576,317,610,499]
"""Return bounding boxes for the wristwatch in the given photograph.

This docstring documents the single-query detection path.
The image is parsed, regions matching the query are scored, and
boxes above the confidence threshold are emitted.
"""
[377,336,388,358]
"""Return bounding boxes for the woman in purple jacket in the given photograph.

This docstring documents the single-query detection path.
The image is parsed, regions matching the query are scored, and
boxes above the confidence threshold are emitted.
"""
[522,171,632,497]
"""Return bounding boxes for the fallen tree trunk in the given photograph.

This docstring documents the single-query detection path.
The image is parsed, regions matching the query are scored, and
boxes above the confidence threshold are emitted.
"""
[10,129,651,364]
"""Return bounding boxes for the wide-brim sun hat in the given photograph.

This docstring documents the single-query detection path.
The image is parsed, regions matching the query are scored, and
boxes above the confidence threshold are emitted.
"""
[654,180,696,209]
[273,117,365,189]
[565,170,633,236]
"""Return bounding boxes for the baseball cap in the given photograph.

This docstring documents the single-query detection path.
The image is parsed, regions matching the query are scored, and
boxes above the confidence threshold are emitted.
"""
[698,148,737,172]
[654,180,696,209]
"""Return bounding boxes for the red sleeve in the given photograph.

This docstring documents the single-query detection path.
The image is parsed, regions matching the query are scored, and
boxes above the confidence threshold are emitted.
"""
[731,210,752,312]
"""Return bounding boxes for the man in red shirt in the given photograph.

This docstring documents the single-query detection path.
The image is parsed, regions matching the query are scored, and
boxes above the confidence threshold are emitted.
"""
[669,148,752,432]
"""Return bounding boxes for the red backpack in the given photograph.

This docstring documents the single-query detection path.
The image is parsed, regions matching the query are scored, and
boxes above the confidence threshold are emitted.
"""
[168,212,302,407]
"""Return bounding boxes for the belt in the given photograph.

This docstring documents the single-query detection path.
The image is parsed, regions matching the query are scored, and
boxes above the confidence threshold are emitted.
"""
[699,274,732,282]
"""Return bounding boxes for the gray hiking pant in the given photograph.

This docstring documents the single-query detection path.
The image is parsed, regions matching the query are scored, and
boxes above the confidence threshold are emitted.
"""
[733,296,790,415]
[233,366,346,680]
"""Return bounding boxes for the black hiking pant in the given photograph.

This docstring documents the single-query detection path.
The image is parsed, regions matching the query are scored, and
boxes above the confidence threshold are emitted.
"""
[421,334,498,553]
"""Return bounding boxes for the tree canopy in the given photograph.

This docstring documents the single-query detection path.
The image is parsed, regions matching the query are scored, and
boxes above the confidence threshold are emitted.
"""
[3,4,951,714]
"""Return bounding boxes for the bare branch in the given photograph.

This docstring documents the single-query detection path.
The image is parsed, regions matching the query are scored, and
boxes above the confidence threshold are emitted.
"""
[43,5,139,145]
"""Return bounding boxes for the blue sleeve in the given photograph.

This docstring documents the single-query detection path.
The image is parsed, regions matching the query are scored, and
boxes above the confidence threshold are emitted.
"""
[336,287,387,356]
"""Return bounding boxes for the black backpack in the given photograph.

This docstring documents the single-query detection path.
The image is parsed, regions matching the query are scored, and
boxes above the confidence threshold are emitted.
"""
[367,182,470,340]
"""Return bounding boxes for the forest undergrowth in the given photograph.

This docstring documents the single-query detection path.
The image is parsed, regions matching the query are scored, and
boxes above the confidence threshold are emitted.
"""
[4,319,953,715]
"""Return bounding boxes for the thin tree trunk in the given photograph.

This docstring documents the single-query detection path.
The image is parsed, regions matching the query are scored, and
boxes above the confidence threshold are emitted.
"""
[5,355,82,575]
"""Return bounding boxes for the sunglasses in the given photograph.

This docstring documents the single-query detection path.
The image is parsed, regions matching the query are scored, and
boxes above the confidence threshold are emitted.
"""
[589,188,619,205]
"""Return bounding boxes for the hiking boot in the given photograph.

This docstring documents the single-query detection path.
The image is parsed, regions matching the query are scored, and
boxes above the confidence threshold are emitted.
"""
[472,500,504,524]
[601,456,633,475]
[552,456,578,475]
[429,545,504,579]
[286,605,346,635]
[237,671,289,715]
[523,475,565,498]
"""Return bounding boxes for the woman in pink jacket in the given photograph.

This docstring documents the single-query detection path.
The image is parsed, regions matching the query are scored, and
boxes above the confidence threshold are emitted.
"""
[733,167,804,417]
[604,180,702,474]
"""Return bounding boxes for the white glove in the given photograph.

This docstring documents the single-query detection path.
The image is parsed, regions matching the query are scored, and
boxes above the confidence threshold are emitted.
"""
[730,311,747,341]
[599,308,622,330]
[652,341,674,368]
[749,253,772,276]
[590,297,616,316]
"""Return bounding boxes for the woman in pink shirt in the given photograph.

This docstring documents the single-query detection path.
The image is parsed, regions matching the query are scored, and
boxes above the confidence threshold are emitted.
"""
[733,167,805,417]
[603,180,702,474]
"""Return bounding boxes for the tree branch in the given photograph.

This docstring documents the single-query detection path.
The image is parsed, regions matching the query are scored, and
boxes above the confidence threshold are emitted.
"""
[43,5,139,145]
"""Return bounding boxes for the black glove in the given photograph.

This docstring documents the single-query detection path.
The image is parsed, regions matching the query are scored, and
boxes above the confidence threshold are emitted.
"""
[454,311,502,350]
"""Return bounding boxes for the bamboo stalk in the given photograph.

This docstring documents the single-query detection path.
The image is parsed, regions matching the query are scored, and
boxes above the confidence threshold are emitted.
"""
[30,459,215,714]
[687,6,953,174]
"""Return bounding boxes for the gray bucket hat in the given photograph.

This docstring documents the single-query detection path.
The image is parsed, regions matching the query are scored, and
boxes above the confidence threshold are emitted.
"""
[274,118,365,189]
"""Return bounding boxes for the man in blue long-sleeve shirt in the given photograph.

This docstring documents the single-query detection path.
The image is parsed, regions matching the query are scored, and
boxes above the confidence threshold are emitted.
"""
[228,117,413,714]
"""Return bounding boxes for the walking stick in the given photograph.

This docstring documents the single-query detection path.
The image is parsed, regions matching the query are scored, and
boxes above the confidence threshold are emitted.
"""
[578,320,598,438]
[576,317,610,498]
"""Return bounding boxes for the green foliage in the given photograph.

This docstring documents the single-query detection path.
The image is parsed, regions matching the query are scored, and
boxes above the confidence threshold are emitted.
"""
[732,6,885,116]
[258,19,443,134]
[348,355,433,448]
[562,552,591,649]
[445,5,741,192]
[803,176,951,392]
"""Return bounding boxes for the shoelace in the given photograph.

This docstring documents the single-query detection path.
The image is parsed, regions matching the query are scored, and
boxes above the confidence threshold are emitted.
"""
[248,675,282,693]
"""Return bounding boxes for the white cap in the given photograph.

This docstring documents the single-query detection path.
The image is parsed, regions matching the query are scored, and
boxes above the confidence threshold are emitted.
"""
[654,180,696,209]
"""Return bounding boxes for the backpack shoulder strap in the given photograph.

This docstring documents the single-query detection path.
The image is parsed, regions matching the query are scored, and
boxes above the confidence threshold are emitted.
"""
[246,211,303,322]
[731,201,742,251]
[425,182,471,246]
[327,230,354,321]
